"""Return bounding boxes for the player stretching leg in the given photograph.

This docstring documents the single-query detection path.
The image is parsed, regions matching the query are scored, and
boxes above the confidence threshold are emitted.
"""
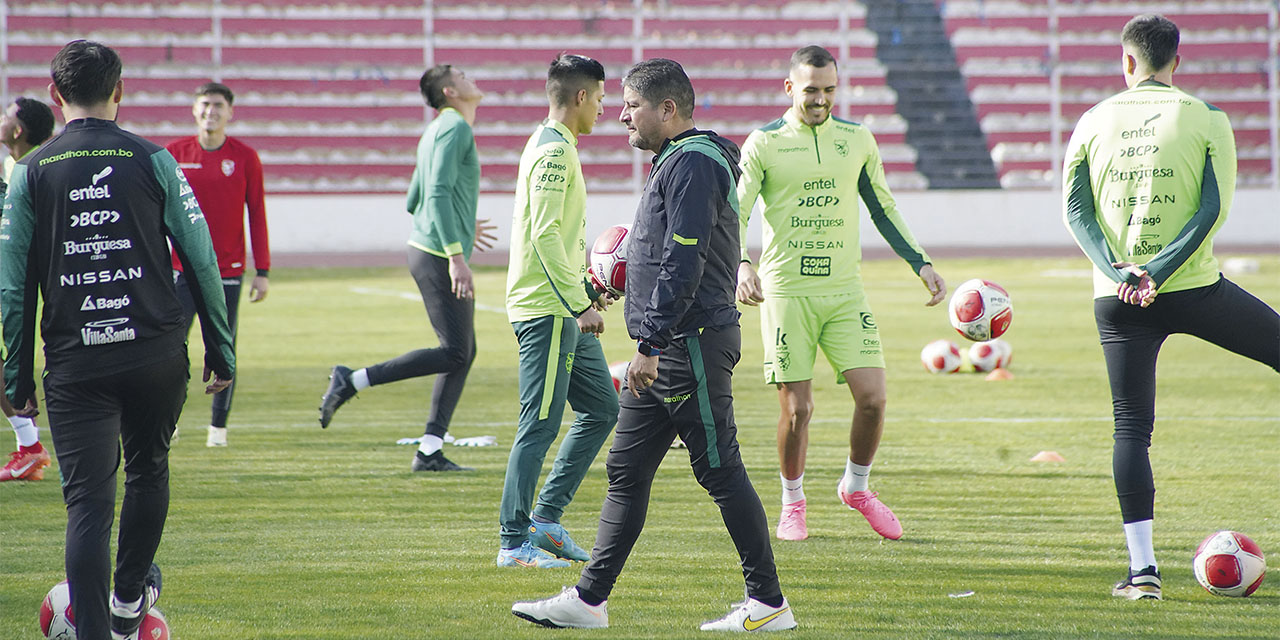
[318,64,497,472]
[736,46,946,541]
[1063,14,1280,600]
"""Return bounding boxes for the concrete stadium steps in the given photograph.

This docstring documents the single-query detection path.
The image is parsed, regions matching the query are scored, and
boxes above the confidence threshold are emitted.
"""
[939,0,1276,187]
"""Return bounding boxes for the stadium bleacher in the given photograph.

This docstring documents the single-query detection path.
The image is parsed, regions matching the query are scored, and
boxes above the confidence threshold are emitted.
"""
[3,0,1274,192]
[942,0,1275,188]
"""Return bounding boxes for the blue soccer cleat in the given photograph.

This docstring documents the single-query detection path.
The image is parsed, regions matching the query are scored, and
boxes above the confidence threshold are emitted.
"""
[497,540,572,568]
[529,519,591,562]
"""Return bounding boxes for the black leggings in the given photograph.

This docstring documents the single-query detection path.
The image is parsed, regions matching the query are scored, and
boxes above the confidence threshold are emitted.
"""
[1094,276,1279,523]
[176,273,241,427]
[577,324,781,602]
[45,352,189,640]
[365,248,476,437]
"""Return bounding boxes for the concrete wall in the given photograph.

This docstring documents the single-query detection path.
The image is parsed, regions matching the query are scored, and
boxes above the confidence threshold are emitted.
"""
[267,189,1279,263]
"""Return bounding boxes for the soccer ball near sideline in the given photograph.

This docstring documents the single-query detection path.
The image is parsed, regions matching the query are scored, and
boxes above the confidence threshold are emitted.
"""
[40,581,172,639]
[920,339,961,373]
[589,224,630,298]
[949,278,1013,342]
[1192,530,1266,597]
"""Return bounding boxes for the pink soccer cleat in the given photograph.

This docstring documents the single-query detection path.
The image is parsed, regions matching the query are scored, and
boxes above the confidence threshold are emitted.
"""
[839,486,902,540]
[776,500,808,541]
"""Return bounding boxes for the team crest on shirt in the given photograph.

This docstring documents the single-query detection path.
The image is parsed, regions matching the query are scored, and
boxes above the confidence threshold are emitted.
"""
[833,139,849,157]
[221,159,235,176]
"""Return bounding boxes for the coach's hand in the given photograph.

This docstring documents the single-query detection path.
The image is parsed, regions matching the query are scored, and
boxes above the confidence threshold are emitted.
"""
[919,264,946,306]
[449,254,474,299]
[249,275,269,302]
[203,366,233,394]
[578,307,605,336]
[474,218,499,251]
[628,353,659,398]
[736,261,765,306]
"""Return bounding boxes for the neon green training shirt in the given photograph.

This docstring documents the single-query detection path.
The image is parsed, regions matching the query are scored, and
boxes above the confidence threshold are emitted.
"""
[1063,80,1237,299]
[505,118,593,322]
[737,107,931,298]
[406,107,480,260]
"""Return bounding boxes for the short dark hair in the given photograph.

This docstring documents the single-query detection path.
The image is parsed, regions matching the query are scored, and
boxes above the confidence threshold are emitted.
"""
[419,64,455,110]
[546,54,605,108]
[622,58,694,119]
[790,45,837,70]
[195,81,235,106]
[12,97,55,146]
[50,40,122,107]
[1122,14,1179,72]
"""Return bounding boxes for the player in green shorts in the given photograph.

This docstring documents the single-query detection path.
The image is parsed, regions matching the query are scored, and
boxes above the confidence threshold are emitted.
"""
[736,46,946,542]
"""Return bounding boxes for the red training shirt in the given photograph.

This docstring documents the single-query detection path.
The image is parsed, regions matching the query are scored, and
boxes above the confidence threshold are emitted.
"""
[166,136,270,278]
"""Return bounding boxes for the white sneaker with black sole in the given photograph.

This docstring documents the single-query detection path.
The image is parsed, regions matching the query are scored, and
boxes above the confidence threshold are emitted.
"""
[512,586,608,628]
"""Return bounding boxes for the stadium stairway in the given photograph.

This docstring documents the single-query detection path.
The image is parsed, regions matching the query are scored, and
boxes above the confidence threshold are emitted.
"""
[860,0,1000,189]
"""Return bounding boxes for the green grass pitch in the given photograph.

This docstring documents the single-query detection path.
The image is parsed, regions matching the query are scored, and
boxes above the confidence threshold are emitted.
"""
[3,256,1277,639]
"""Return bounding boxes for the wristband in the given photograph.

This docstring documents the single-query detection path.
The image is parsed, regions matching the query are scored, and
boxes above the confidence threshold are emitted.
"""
[637,340,662,357]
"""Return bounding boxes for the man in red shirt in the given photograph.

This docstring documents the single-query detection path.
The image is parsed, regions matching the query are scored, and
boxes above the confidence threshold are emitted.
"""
[166,82,270,447]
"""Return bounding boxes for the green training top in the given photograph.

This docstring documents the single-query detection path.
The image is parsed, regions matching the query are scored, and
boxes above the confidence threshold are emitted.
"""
[505,118,592,322]
[1063,80,1236,299]
[738,107,931,297]
[406,107,480,260]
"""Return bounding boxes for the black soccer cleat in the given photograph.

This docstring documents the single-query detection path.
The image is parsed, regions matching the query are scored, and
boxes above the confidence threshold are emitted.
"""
[411,450,472,472]
[1112,565,1162,600]
[318,365,357,428]
[110,562,162,639]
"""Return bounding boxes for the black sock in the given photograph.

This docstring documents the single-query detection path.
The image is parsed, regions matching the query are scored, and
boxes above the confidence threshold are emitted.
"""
[576,587,605,606]
[756,593,784,608]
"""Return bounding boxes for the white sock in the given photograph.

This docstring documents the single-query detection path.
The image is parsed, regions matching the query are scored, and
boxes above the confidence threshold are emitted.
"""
[9,415,38,448]
[780,472,805,504]
[842,460,871,493]
[1124,520,1157,571]
[110,593,142,615]
[352,368,371,391]
[417,435,444,456]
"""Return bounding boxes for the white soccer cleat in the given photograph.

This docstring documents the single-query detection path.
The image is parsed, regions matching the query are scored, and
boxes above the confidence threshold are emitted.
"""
[206,426,227,447]
[699,596,796,632]
[512,586,608,628]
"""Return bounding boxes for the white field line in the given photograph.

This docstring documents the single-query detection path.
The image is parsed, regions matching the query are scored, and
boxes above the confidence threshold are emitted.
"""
[349,286,506,315]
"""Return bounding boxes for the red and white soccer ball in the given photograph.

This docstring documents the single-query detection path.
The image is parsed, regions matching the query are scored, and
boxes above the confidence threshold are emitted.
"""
[1193,530,1267,597]
[589,224,630,298]
[40,581,171,640]
[967,338,1012,372]
[608,361,629,393]
[920,339,961,374]
[39,581,75,639]
[949,278,1013,342]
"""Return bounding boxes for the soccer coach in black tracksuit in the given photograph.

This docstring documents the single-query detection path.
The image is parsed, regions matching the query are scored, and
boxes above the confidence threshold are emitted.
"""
[2,41,234,640]
[571,59,793,628]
